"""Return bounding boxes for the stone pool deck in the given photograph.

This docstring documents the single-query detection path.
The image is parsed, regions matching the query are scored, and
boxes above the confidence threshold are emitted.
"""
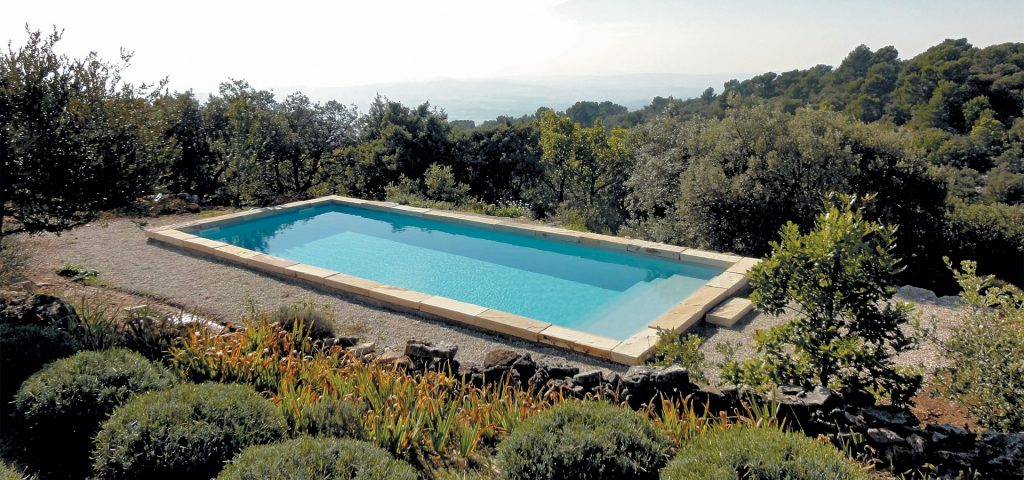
[146,196,758,365]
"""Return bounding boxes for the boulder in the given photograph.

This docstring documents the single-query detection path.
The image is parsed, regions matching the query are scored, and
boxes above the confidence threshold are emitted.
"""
[571,370,603,390]
[405,340,458,360]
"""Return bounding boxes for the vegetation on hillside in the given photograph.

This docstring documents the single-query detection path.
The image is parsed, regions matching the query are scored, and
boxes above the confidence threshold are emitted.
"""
[2,28,1021,289]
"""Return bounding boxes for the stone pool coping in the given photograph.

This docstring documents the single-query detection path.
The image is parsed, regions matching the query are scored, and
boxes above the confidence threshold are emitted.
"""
[145,195,758,365]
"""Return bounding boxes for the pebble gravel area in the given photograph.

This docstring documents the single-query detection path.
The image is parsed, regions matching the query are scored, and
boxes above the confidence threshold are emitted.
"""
[24,214,963,381]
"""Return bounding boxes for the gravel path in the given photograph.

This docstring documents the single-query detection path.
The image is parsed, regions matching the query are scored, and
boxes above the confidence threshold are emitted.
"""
[24,214,963,382]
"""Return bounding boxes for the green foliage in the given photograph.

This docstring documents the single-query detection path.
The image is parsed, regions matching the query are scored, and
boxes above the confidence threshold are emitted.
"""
[92,382,288,479]
[270,302,336,339]
[725,196,922,405]
[537,110,632,231]
[660,426,869,480]
[934,260,1024,432]
[217,436,417,480]
[0,28,164,234]
[291,397,367,440]
[944,201,1024,287]
[0,461,33,480]
[497,402,673,480]
[424,163,471,203]
[55,263,99,282]
[0,237,30,285]
[12,349,176,477]
[649,331,707,384]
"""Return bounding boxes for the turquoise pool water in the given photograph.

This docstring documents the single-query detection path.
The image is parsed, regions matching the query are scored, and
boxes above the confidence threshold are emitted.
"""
[197,204,722,340]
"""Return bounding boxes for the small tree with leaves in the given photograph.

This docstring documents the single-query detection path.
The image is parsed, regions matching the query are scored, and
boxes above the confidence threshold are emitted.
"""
[723,194,921,405]
[935,259,1024,432]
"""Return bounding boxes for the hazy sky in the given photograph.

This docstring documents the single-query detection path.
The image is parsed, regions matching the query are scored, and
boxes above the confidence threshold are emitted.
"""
[3,0,1022,93]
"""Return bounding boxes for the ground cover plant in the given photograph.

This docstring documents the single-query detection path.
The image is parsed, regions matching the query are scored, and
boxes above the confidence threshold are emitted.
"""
[660,426,870,480]
[216,436,418,480]
[91,382,288,479]
[496,401,674,480]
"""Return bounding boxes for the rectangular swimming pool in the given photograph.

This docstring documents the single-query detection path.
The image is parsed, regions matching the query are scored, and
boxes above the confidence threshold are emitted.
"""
[147,196,753,364]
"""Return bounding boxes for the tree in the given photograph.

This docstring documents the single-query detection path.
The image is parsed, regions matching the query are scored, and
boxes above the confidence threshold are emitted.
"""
[935,259,1024,431]
[1,27,162,236]
[724,195,922,406]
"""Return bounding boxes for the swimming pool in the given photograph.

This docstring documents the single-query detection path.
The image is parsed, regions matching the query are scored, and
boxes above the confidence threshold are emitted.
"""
[147,196,754,364]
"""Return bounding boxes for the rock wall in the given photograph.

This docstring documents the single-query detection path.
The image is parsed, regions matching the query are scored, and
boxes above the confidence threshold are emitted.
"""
[390,340,1023,479]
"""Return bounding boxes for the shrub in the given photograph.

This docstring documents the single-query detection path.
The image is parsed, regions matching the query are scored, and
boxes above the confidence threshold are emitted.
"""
[12,349,176,477]
[649,331,707,384]
[0,236,31,286]
[92,382,288,479]
[945,201,1024,288]
[934,260,1024,431]
[660,426,868,480]
[725,195,922,405]
[55,262,99,283]
[270,302,335,339]
[497,402,673,480]
[217,436,417,480]
[0,294,85,410]
[115,311,188,360]
[291,397,366,440]
[0,461,33,480]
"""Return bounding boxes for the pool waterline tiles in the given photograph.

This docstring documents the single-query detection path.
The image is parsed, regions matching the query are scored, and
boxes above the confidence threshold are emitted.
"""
[146,195,757,365]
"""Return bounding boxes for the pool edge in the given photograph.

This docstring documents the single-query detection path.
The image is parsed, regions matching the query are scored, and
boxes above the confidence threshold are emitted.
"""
[145,195,759,366]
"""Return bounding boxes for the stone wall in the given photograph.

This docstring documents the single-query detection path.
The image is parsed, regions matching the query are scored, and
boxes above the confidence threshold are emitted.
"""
[387,340,1023,479]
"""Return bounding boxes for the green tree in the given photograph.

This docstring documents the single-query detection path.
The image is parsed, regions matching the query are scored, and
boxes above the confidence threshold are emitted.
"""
[724,195,921,405]
[0,28,163,235]
[935,259,1024,431]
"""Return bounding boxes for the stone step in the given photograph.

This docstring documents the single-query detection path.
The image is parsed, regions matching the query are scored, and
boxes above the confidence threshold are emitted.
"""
[705,297,753,327]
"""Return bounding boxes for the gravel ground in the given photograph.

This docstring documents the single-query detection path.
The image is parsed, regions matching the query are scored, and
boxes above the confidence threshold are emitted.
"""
[23,214,964,382]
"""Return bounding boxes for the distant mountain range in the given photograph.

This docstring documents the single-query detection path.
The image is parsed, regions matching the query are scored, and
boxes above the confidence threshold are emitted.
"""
[276,74,744,123]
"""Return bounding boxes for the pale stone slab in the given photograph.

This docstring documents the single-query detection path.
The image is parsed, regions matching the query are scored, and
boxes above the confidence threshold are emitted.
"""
[329,195,368,205]
[368,285,432,309]
[212,244,261,261]
[706,272,749,296]
[679,285,732,310]
[532,226,581,243]
[648,303,705,334]
[181,237,229,254]
[392,205,432,215]
[420,296,489,324]
[725,257,760,275]
[323,273,383,296]
[538,325,619,359]
[628,240,686,259]
[706,297,754,327]
[610,328,662,365]
[680,249,743,268]
[245,254,299,275]
[472,309,551,342]
[285,263,337,283]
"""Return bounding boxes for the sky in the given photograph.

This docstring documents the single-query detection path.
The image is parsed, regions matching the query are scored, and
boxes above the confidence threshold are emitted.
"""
[3,0,1023,94]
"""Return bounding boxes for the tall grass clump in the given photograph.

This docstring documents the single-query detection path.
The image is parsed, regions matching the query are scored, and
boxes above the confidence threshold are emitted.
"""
[169,314,556,470]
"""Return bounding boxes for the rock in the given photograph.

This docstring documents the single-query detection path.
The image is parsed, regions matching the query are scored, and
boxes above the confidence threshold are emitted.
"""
[405,340,457,360]
[374,350,412,370]
[774,385,834,408]
[867,428,903,445]
[571,370,603,389]
[483,348,524,368]
[333,336,360,348]
[541,361,579,380]
[346,342,376,357]
[1,293,79,325]
[907,434,927,455]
